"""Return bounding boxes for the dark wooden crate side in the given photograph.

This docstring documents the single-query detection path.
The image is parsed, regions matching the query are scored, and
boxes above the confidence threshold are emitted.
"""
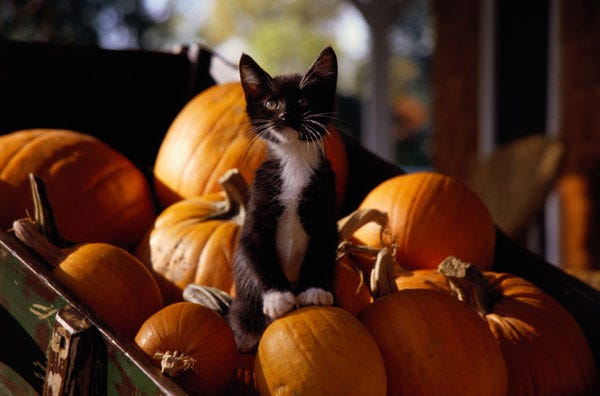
[0,39,215,169]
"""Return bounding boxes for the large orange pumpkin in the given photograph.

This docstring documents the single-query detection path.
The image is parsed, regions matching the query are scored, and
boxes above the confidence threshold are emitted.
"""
[353,171,496,271]
[395,257,600,396]
[13,218,163,340]
[255,306,387,396]
[358,288,508,396]
[136,169,247,303]
[0,129,155,250]
[135,302,237,396]
[153,82,348,212]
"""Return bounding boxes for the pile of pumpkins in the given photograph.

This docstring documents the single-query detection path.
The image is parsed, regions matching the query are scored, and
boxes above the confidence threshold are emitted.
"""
[3,82,599,396]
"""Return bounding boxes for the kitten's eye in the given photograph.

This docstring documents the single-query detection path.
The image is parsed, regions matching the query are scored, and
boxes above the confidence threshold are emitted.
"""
[265,99,278,111]
[298,97,309,106]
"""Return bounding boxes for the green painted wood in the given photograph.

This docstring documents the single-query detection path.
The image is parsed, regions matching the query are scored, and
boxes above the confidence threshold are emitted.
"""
[0,231,187,395]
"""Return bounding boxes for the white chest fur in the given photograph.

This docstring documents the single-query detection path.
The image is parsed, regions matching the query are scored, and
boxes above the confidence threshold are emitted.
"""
[269,136,322,284]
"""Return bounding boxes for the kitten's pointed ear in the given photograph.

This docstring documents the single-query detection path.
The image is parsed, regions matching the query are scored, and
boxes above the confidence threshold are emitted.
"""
[300,46,338,89]
[239,53,272,98]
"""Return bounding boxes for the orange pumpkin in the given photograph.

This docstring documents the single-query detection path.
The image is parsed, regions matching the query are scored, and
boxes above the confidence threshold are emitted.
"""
[255,306,387,396]
[0,129,155,250]
[333,258,372,315]
[395,257,600,396]
[358,288,508,396]
[136,169,246,303]
[153,82,348,212]
[354,171,496,271]
[135,302,237,396]
[13,219,163,340]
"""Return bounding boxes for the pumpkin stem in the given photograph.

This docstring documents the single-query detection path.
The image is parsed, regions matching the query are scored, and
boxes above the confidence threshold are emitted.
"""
[337,242,382,259]
[12,174,68,266]
[370,247,411,299]
[154,351,196,377]
[337,209,411,299]
[13,218,67,267]
[216,168,249,223]
[438,256,502,316]
[28,173,66,247]
[337,208,389,241]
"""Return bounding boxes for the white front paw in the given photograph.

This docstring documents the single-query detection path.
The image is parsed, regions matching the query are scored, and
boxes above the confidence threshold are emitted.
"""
[262,290,296,320]
[297,288,334,307]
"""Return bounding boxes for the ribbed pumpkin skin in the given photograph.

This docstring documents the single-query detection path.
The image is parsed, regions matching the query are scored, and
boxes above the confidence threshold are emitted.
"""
[54,243,163,339]
[255,306,387,396]
[355,171,495,270]
[358,289,508,396]
[0,129,155,249]
[396,270,600,396]
[135,302,237,396]
[153,82,348,211]
[135,192,240,304]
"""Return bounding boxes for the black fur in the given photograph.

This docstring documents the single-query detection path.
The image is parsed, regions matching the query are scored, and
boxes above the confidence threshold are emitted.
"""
[228,47,339,353]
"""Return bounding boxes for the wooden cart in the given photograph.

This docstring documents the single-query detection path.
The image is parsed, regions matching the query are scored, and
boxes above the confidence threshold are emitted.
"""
[1,40,599,394]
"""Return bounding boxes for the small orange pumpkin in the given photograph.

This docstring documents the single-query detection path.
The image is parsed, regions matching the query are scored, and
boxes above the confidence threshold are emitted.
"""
[13,218,163,340]
[354,171,496,271]
[153,82,348,212]
[0,129,155,250]
[255,306,387,396]
[136,169,247,303]
[135,302,237,396]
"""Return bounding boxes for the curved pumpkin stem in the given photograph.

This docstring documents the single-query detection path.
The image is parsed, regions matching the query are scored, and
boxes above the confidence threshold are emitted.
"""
[13,218,67,267]
[12,173,68,267]
[214,168,249,224]
[438,256,502,317]
[370,247,413,299]
[154,350,196,377]
[337,208,389,242]
[337,208,411,299]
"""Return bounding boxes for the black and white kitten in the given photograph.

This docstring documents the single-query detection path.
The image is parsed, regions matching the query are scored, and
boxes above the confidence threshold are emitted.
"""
[228,47,339,353]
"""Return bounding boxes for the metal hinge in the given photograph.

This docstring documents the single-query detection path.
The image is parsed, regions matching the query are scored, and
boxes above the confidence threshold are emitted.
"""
[43,305,103,396]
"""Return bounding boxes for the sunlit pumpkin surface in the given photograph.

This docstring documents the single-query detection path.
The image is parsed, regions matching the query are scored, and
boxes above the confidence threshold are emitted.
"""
[355,171,496,271]
[54,242,163,340]
[255,306,387,396]
[0,129,155,249]
[153,82,348,212]
[135,302,237,396]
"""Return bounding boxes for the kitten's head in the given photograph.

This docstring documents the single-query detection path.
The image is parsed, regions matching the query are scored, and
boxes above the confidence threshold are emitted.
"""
[239,46,337,145]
